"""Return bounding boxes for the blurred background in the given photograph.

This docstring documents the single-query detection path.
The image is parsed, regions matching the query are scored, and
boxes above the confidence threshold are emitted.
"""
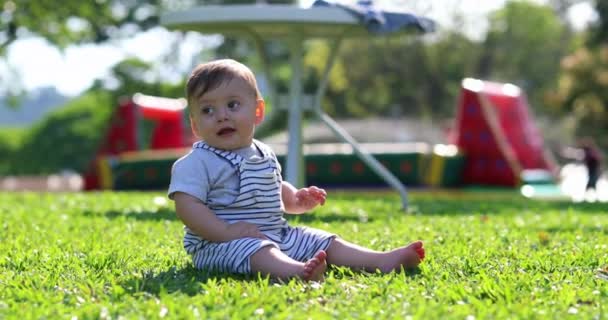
[0,0,605,196]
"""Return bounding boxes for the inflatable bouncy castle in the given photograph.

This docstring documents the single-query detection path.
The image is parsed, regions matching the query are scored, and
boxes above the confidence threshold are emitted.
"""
[81,93,442,190]
[83,94,193,189]
[450,78,557,186]
[82,78,558,190]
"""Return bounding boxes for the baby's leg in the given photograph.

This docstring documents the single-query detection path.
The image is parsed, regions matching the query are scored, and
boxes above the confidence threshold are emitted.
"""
[250,246,327,281]
[326,238,424,273]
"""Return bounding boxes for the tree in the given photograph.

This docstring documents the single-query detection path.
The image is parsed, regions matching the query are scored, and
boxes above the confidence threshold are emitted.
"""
[0,0,163,99]
[548,45,607,146]
[0,0,160,53]
[547,0,608,147]
[95,57,185,99]
[589,0,608,45]
[480,1,565,112]
[1,0,297,102]
[301,29,480,122]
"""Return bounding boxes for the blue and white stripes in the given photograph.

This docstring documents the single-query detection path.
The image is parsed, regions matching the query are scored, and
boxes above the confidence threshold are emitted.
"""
[182,140,335,274]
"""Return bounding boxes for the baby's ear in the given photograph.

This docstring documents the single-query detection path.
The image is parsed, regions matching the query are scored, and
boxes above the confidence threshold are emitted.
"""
[255,99,265,125]
[189,116,201,138]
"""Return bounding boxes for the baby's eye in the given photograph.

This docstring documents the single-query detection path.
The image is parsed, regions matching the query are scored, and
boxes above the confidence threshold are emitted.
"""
[227,101,241,110]
[201,106,214,115]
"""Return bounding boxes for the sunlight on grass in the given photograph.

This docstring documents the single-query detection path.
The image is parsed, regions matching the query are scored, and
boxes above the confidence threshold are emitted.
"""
[0,191,606,319]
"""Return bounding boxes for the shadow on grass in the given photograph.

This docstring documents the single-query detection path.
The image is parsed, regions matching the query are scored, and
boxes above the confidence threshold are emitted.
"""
[538,225,608,235]
[85,208,367,224]
[119,264,423,297]
[287,213,374,224]
[328,265,423,280]
[320,190,607,215]
[83,208,179,221]
[119,265,260,296]
[83,193,606,223]
[408,198,608,215]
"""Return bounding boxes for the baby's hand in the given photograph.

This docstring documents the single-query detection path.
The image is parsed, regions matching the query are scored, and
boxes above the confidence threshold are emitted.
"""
[295,186,327,210]
[226,221,267,240]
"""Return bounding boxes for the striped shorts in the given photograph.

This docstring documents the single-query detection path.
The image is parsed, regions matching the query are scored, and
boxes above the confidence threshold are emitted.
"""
[191,226,336,274]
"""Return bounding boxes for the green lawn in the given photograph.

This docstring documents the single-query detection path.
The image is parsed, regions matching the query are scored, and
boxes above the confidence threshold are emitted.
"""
[1,191,606,319]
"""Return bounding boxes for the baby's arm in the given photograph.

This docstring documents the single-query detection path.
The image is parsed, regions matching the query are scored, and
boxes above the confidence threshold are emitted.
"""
[173,192,267,242]
[281,181,327,214]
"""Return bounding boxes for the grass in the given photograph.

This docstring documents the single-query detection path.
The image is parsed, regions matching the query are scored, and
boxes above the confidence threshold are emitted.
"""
[0,190,606,319]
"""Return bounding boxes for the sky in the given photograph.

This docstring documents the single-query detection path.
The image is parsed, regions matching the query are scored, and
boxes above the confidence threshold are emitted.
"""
[1,0,597,97]
[1,28,218,97]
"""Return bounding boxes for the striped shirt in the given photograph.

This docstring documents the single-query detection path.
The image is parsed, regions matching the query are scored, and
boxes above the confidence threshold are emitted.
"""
[169,140,288,252]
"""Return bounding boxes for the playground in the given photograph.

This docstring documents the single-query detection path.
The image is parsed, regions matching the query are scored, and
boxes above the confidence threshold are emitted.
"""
[8,78,588,203]
[1,2,607,319]
[1,78,606,203]
[1,3,603,203]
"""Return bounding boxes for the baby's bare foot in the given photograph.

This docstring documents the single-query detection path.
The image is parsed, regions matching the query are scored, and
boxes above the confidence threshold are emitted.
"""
[380,241,425,273]
[302,250,327,281]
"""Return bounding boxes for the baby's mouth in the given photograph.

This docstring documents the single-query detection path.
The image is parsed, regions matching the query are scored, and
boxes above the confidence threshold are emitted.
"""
[217,127,236,136]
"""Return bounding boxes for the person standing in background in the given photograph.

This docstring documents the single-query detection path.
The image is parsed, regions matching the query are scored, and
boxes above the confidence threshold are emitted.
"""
[580,137,603,192]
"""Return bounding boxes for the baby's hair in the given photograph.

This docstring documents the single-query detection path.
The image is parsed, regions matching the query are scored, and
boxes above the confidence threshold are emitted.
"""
[186,59,262,112]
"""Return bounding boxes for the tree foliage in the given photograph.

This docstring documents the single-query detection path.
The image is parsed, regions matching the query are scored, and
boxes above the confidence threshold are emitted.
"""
[547,0,608,147]
[331,33,481,120]
[550,46,608,121]
[588,0,608,46]
[0,0,160,53]
[6,90,116,175]
[1,0,604,151]
[299,2,574,124]
[97,57,185,100]
[481,1,565,111]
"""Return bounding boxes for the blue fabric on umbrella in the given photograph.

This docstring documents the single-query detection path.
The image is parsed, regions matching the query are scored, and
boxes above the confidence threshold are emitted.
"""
[312,0,436,34]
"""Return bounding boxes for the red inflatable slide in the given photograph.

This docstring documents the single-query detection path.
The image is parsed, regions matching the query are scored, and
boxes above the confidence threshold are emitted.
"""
[83,93,193,190]
[450,78,557,186]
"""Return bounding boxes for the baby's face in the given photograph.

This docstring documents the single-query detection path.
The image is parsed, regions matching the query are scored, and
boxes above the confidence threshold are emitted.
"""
[190,77,264,150]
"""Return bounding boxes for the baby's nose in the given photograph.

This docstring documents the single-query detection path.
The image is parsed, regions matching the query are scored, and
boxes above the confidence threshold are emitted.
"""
[215,106,229,121]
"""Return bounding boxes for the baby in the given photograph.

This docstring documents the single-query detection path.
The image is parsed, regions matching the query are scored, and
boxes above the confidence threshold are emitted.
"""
[168,59,424,281]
